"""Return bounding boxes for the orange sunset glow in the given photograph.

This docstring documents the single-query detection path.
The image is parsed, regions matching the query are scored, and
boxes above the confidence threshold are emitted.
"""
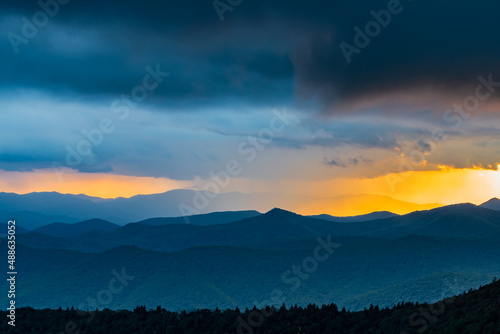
[0,169,191,199]
[1,166,498,216]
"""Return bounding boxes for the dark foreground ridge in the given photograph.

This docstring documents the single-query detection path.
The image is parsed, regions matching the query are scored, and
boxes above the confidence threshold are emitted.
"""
[2,279,499,334]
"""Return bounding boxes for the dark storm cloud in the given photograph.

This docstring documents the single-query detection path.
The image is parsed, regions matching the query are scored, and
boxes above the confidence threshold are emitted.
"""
[1,0,299,107]
[292,0,500,110]
[0,0,371,30]
[3,0,499,110]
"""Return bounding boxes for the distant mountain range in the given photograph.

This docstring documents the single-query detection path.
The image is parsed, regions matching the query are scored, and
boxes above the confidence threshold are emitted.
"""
[309,211,398,222]
[0,190,443,224]
[2,200,499,312]
[0,190,304,223]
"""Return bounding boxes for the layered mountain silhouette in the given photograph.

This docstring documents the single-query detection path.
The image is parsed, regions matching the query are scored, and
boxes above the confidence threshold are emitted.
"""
[0,190,441,223]
[0,191,295,223]
[2,200,499,312]
[15,204,500,253]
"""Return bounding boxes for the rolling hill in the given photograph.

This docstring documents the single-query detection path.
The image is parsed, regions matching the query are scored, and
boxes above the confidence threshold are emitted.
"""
[34,219,120,237]
[0,223,29,235]
[0,210,80,230]
[135,210,261,226]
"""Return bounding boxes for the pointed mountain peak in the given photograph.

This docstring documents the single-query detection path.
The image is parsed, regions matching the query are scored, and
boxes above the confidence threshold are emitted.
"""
[265,208,297,216]
[483,197,500,203]
[480,198,500,210]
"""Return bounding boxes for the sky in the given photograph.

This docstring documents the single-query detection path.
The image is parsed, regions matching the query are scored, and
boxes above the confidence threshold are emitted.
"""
[1,0,500,216]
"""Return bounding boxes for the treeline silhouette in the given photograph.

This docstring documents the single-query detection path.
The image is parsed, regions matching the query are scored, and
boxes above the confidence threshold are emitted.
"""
[2,279,499,333]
